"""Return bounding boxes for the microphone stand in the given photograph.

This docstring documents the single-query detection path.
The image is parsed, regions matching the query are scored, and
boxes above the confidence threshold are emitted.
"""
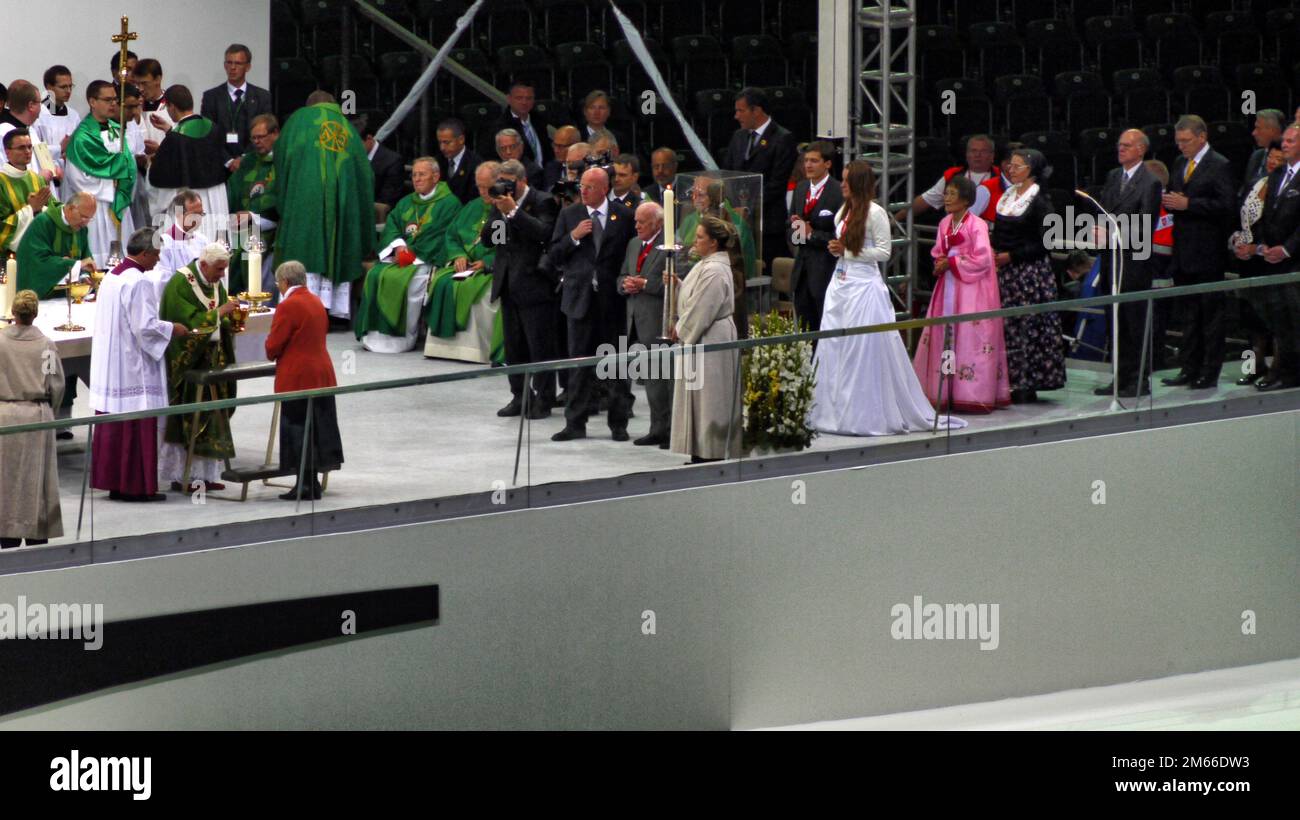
[1075,189,1123,411]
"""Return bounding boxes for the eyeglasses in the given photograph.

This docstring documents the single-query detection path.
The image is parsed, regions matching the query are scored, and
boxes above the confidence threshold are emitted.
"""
[1005,162,1029,170]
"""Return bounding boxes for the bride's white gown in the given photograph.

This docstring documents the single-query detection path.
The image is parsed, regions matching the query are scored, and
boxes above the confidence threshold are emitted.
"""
[810,201,966,436]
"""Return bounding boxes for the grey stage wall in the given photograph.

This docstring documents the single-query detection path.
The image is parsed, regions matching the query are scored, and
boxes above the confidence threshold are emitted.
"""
[1,412,1296,730]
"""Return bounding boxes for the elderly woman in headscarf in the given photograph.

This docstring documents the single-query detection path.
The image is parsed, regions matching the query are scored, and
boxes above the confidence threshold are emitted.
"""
[0,290,65,548]
[991,147,1066,403]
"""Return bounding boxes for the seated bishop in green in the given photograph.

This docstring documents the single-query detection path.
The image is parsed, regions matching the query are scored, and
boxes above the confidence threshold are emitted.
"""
[676,176,758,280]
[16,193,96,297]
[355,157,459,353]
[0,129,59,253]
[225,113,281,297]
[425,162,504,362]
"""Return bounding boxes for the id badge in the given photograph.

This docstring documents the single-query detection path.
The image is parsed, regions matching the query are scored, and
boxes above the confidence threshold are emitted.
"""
[226,132,239,145]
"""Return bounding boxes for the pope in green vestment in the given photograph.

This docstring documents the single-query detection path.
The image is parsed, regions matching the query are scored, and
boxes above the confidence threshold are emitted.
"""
[159,260,237,462]
[226,147,278,295]
[425,190,505,362]
[676,201,757,279]
[16,201,92,297]
[0,164,56,252]
[273,101,374,293]
[354,179,459,340]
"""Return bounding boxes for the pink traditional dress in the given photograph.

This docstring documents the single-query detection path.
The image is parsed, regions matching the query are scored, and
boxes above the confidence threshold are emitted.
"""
[912,210,1011,413]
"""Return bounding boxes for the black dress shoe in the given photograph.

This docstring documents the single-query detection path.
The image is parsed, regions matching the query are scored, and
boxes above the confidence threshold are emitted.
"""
[279,483,323,500]
[551,426,587,441]
[1189,375,1218,389]
[525,402,551,420]
[497,400,522,417]
[633,433,666,446]
[1256,377,1297,391]
[1161,372,1195,386]
[611,428,630,442]
[1093,382,1114,396]
[56,430,73,440]
[1236,372,1263,386]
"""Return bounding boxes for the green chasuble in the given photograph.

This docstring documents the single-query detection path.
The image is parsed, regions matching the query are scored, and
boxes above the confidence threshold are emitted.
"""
[354,182,459,340]
[16,206,88,297]
[226,149,278,295]
[64,117,136,218]
[174,116,214,139]
[273,102,374,285]
[159,262,237,460]
[0,166,57,252]
[425,196,504,362]
[676,202,757,279]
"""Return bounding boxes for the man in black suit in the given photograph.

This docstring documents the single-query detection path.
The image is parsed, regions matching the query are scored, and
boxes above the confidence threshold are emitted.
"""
[541,125,580,195]
[352,113,406,218]
[493,127,544,191]
[1095,129,1164,397]
[492,81,550,166]
[642,147,678,205]
[436,118,482,205]
[485,159,562,417]
[1238,109,1285,202]
[1232,122,1300,390]
[1161,115,1236,390]
[548,167,636,440]
[722,87,799,276]
[788,140,843,334]
[199,44,273,171]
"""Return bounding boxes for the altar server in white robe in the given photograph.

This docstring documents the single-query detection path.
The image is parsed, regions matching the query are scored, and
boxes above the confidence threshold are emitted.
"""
[89,227,187,501]
[36,65,82,192]
[62,80,136,266]
[155,189,212,295]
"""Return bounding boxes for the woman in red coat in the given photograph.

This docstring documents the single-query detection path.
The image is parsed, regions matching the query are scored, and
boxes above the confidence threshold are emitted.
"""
[265,260,344,500]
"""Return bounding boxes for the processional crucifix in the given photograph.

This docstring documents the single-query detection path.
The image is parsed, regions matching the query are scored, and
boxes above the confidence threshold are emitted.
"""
[111,16,137,247]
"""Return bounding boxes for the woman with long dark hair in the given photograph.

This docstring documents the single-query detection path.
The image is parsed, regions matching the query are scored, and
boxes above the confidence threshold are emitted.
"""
[810,161,964,435]
[992,148,1066,402]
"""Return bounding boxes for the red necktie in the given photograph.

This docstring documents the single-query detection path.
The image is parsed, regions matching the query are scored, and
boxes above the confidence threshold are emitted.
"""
[636,240,652,273]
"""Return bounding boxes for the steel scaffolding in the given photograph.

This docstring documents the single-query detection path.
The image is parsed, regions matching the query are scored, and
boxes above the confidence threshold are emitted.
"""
[854,1,918,329]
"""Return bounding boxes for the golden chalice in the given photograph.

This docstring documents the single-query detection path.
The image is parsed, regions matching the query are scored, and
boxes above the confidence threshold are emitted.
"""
[89,268,105,290]
[229,302,250,333]
[69,282,92,304]
[239,291,272,313]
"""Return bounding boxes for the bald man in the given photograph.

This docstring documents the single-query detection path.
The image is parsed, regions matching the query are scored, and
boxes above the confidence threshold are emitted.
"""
[1095,128,1162,397]
[542,124,580,193]
[548,166,636,440]
[16,190,95,297]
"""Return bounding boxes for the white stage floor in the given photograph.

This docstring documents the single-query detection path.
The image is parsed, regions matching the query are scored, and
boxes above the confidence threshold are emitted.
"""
[42,329,1286,545]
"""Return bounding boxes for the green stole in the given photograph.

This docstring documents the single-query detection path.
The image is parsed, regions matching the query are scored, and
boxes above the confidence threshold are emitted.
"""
[0,167,53,251]
[226,150,278,295]
[425,197,504,362]
[159,262,236,459]
[63,116,136,218]
[354,182,459,340]
[174,116,215,138]
[15,206,88,297]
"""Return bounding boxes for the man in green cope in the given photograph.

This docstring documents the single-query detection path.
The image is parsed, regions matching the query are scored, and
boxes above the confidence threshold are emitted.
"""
[158,242,239,492]
[355,157,459,352]
[226,113,280,296]
[272,90,374,320]
[16,192,96,297]
[0,128,57,253]
[426,162,504,361]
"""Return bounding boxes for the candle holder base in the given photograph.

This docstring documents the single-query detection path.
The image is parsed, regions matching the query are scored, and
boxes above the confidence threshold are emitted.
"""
[54,322,86,332]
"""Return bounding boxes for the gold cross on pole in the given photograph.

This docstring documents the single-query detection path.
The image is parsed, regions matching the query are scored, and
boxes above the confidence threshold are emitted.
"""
[111,16,138,248]
[111,16,137,83]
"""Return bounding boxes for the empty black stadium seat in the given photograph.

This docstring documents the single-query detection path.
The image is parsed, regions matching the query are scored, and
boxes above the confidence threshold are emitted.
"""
[732,34,788,89]
[1113,68,1169,128]
[671,34,729,98]
[994,74,1051,136]
[1235,63,1291,118]
[1142,123,1179,167]
[1055,71,1111,134]
[1206,10,1263,68]
[1084,16,1142,80]
[1264,7,1299,64]
[1171,65,1231,123]
[538,0,590,46]
[1208,120,1253,171]
[1026,19,1083,82]
[967,22,1025,83]
[1144,12,1201,79]
[934,78,994,145]
[497,44,555,99]
[1078,126,1122,185]
[766,86,812,140]
[554,42,613,102]
[917,26,965,95]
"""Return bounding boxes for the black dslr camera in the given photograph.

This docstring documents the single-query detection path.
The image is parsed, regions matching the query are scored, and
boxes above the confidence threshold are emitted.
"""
[489,177,516,198]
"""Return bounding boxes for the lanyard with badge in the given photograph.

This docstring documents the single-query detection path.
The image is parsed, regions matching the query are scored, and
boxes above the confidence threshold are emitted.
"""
[227,89,246,147]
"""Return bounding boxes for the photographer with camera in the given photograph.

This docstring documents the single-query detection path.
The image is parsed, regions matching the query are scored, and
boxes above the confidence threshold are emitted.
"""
[484,159,560,418]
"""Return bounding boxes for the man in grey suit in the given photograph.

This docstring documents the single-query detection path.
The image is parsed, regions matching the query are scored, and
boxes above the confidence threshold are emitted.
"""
[617,201,671,447]
[200,43,274,170]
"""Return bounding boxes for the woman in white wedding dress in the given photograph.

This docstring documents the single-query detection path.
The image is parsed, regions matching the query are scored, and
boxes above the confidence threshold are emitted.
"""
[809,161,966,436]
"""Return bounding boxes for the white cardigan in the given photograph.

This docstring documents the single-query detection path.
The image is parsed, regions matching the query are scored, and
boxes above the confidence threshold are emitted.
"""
[835,200,892,264]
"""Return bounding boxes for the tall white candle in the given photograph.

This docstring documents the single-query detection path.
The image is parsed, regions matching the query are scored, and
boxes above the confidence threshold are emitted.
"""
[663,186,675,247]
[247,249,262,294]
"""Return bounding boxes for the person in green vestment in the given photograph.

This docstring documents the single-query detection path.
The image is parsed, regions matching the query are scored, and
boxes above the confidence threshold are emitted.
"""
[63,80,137,267]
[226,113,279,297]
[157,242,239,492]
[16,192,95,297]
[425,162,503,361]
[272,90,374,320]
[355,157,459,352]
[676,174,758,280]
[0,128,57,252]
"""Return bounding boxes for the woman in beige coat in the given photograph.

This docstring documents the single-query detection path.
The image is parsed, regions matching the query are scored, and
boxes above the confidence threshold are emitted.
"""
[0,290,65,548]
[669,216,743,462]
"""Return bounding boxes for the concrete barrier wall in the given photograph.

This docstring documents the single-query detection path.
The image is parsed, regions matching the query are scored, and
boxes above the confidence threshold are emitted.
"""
[2,412,1295,729]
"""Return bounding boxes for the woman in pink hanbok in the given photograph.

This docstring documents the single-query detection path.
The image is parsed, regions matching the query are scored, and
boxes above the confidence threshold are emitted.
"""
[912,175,1011,413]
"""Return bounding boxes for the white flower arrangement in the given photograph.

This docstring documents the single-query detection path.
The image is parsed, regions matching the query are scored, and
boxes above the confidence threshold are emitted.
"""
[743,311,817,451]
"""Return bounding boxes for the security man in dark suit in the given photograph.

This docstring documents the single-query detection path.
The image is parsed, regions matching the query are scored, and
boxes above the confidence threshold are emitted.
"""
[492,81,551,166]
[788,140,843,334]
[1095,129,1164,397]
[722,87,798,276]
[548,167,636,441]
[435,118,482,205]
[485,159,561,417]
[1160,115,1237,390]
[353,113,407,217]
[1232,122,1300,391]
[200,43,273,169]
